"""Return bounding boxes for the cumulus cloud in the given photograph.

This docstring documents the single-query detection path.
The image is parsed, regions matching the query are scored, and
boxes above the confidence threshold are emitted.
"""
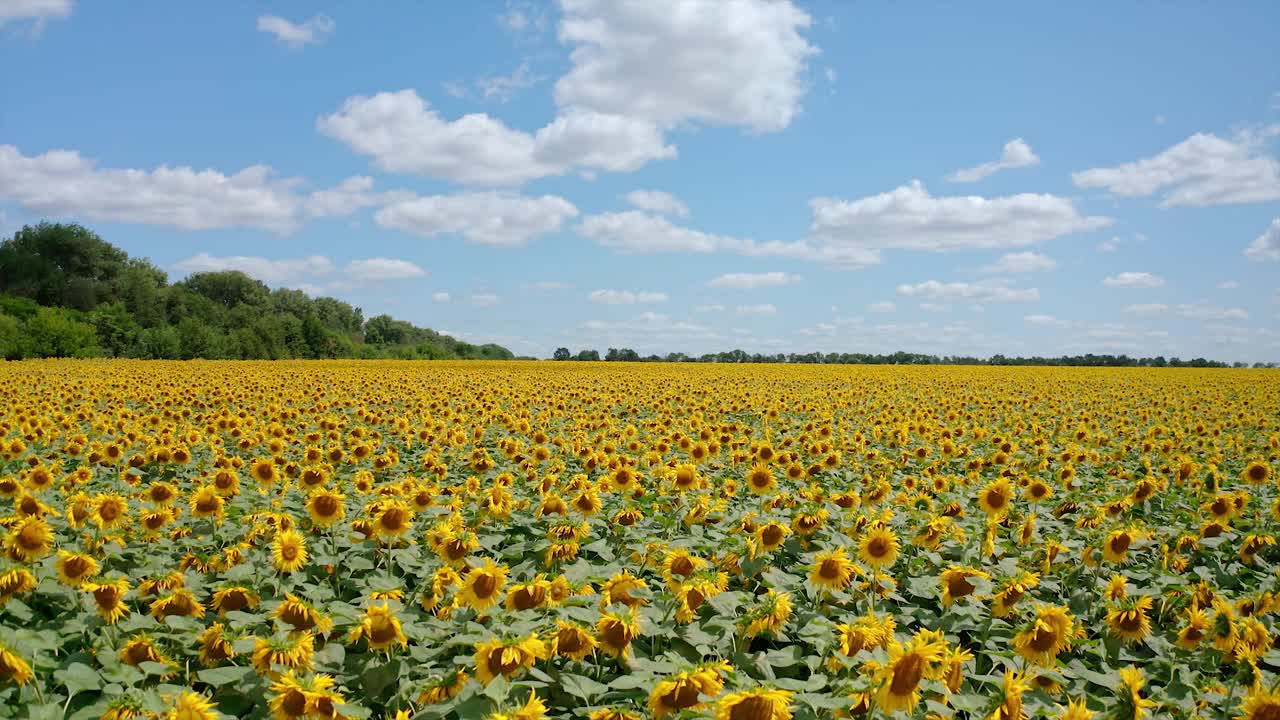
[576,210,879,268]
[736,303,777,316]
[979,251,1056,273]
[0,0,72,28]
[1245,218,1280,261]
[304,176,411,218]
[374,191,578,246]
[946,138,1040,183]
[318,90,674,186]
[896,280,1040,303]
[0,145,302,233]
[1072,127,1280,207]
[343,258,426,283]
[257,14,335,48]
[554,0,816,133]
[581,312,715,339]
[706,272,800,289]
[1125,303,1169,314]
[1177,302,1248,321]
[174,253,333,286]
[624,189,689,218]
[588,289,668,305]
[810,181,1111,252]
[1103,272,1165,289]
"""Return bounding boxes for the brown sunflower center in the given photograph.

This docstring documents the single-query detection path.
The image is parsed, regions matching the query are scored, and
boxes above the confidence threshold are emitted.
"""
[471,572,498,599]
[889,652,926,696]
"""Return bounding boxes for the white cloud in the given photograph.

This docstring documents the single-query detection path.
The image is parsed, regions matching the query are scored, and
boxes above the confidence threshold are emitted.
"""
[0,145,302,233]
[1097,237,1119,253]
[1072,127,1280,207]
[896,280,1040,303]
[499,0,549,35]
[470,293,502,307]
[588,289,668,305]
[581,312,715,338]
[432,292,451,303]
[474,62,543,103]
[174,253,332,285]
[980,251,1056,273]
[257,14,335,48]
[304,176,410,218]
[1244,218,1280,261]
[693,304,725,313]
[526,281,573,290]
[554,0,817,133]
[1125,303,1169,314]
[318,90,673,186]
[1217,280,1240,290]
[624,189,689,218]
[736,304,777,316]
[0,0,71,28]
[946,138,1040,183]
[706,271,800,289]
[1103,272,1165,289]
[919,302,951,313]
[343,258,426,283]
[374,191,578,246]
[810,180,1111,252]
[1024,314,1069,327]
[576,210,880,268]
[868,301,896,313]
[1177,303,1248,321]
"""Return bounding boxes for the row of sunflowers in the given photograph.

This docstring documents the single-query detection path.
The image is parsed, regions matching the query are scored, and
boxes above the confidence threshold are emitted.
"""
[0,360,1278,719]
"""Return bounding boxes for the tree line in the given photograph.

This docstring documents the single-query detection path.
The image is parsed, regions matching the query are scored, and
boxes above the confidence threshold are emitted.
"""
[552,348,1269,368]
[0,222,514,361]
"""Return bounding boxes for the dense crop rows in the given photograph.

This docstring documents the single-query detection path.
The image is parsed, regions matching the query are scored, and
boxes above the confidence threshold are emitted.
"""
[0,360,1277,719]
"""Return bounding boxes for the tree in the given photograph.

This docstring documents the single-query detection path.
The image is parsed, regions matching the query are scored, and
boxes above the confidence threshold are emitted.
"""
[0,313,21,360]
[22,307,100,358]
[553,347,571,361]
[177,271,269,310]
[576,349,600,361]
[363,314,403,345]
[0,222,129,309]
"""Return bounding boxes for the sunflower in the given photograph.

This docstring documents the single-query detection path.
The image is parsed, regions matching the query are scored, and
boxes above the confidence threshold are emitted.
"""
[251,457,280,486]
[835,612,894,657]
[211,585,259,615]
[1106,596,1154,644]
[275,594,334,634]
[663,548,707,587]
[506,576,553,611]
[488,690,550,720]
[671,463,702,491]
[418,670,470,705]
[742,590,793,639]
[349,603,408,652]
[299,489,345,529]
[868,629,949,713]
[990,670,1033,720]
[268,672,314,720]
[95,494,129,529]
[858,526,900,569]
[101,696,147,720]
[473,635,547,683]
[992,572,1040,618]
[0,642,33,686]
[0,568,36,605]
[1238,686,1280,720]
[1114,666,1157,719]
[746,464,776,495]
[372,499,415,541]
[978,478,1015,517]
[164,692,219,720]
[1239,534,1275,564]
[1175,607,1210,650]
[1105,574,1129,602]
[674,577,723,623]
[589,709,643,720]
[458,557,508,612]
[5,515,53,563]
[120,633,170,668]
[1013,604,1077,666]
[809,547,860,593]
[56,550,100,587]
[596,609,642,658]
[550,620,598,660]
[942,645,973,693]
[1241,460,1270,485]
[252,632,316,677]
[272,530,308,574]
[714,688,793,720]
[1102,529,1140,563]
[198,623,237,666]
[150,589,206,620]
[648,661,730,718]
[188,485,224,519]
[86,577,131,623]
[940,566,988,606]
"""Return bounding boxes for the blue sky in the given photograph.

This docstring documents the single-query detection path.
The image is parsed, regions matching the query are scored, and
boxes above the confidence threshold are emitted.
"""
[2,1,1278,361]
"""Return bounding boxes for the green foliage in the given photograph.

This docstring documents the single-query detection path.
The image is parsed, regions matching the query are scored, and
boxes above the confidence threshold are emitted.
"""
[0,221,513,361]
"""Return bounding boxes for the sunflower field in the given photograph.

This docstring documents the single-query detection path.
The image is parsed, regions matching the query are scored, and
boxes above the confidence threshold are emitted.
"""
[1,360,1278,720]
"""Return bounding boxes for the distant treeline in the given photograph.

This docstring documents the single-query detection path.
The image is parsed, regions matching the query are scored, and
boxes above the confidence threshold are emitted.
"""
[0,222,514,361]
[552,348,1271,368]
